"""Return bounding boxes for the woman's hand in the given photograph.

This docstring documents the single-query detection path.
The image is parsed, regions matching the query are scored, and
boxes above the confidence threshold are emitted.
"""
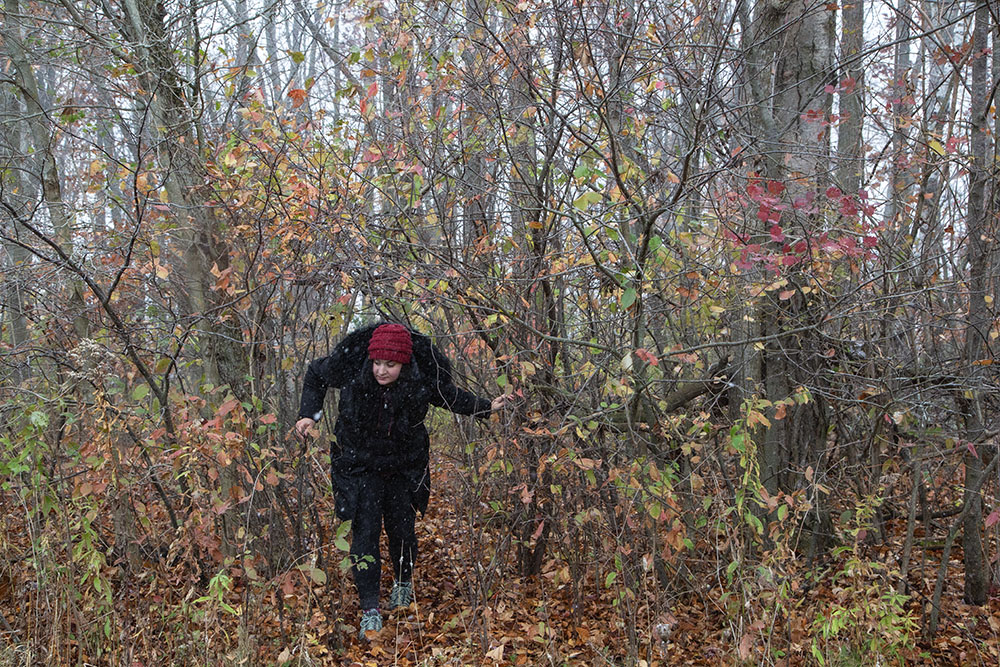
[491,394,514,411]
[295,417,317,438]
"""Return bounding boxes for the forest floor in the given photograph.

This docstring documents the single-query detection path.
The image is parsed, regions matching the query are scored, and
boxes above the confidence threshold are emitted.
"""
[287,453,1000,666]
[3,452,1000,665]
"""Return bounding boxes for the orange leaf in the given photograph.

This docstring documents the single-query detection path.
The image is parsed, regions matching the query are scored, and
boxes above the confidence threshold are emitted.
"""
[287,88,307,108]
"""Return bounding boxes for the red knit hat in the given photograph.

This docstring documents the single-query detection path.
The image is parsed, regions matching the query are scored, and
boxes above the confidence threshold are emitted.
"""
[368,323,413,364]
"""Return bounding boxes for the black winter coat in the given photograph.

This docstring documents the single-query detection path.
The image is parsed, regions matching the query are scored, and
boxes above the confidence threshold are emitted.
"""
[298,323,492,519]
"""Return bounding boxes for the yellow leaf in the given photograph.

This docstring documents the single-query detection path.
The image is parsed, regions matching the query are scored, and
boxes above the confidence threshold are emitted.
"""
[929,139,945,155]
[747,410,771,428]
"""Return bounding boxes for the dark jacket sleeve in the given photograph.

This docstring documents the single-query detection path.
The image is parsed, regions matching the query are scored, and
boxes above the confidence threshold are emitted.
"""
[420,337,492,417]
[297,331,369,419]
[298,360,331,420]
[429,381,492,417]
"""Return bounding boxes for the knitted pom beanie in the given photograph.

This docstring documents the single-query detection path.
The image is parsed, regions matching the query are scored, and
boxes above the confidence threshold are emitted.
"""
[368,323,413,364]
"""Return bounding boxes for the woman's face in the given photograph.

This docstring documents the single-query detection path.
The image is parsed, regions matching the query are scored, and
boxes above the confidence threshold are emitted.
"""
[372,359,402,385]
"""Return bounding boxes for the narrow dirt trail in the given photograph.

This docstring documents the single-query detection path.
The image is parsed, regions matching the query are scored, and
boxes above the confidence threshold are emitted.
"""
[327,452,619,666]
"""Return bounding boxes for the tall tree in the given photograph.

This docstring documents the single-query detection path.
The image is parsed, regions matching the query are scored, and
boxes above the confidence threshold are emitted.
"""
[0,85,32,384]
[2,0,88,341]
[739,0,835,486]
[835,0,864,196]
[959,0,993,607]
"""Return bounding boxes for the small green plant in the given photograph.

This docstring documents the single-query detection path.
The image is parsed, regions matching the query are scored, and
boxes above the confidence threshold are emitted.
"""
[718,394,813,663]
[194,567,240,617]
[810,493,917,665]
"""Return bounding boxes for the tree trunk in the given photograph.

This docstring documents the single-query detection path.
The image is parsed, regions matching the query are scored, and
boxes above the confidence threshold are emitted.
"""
[2,0,89,341]
[836,0,864,195]
[0,85,32,384]
[738,0,834,527]
[959,0,992,607]
[106,0,251,556]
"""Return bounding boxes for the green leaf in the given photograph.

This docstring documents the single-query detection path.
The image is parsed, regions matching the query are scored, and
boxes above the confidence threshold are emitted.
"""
[132,384,149,401]
[289,50,305,64]
[573,191,602,210]
[621,287,637,308]
[29,411,49,428]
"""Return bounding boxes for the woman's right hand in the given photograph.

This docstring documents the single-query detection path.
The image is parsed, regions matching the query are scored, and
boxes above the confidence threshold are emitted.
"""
[295,417,317,438]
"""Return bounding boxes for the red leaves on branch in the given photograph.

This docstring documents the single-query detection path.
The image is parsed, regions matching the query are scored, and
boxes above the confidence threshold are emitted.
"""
[729,179,879,273]
[634,347,659,366]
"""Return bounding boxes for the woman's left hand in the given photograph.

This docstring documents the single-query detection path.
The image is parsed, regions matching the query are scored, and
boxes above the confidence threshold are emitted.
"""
[491,393,514,411]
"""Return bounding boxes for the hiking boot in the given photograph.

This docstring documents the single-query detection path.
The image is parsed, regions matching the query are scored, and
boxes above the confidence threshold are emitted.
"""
[388,581,413,609]
[359,608,382,640]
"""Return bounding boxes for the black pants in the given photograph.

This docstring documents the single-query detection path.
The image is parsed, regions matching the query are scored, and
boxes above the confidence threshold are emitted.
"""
[350,471,418,610]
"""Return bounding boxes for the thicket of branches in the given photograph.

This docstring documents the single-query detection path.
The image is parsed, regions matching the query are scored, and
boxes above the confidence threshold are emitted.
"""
[2,0,999,663]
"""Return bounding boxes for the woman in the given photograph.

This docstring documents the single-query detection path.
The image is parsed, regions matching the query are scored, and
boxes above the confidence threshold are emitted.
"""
[295,322,509,639]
